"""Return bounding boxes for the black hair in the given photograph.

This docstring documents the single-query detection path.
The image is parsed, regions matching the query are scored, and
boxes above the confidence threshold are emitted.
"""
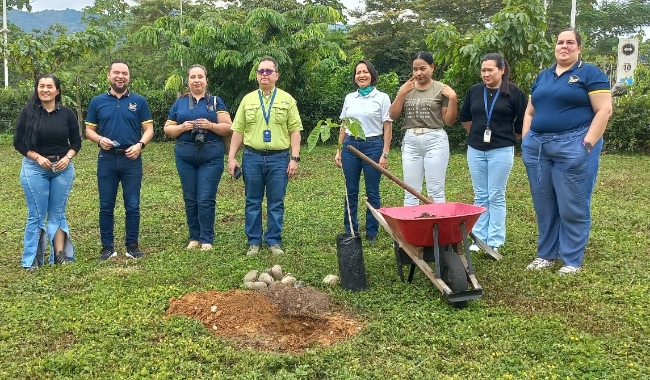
[559,28,582,46]
[413,51,435,65]
[15,74,62,151]
[108,59,130,72]
[481,52,511,96]
[259,56,279,73]
[352,59,379,88]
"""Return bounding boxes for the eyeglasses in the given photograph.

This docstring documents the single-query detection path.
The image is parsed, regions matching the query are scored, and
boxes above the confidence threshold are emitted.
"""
[257,69,275,75]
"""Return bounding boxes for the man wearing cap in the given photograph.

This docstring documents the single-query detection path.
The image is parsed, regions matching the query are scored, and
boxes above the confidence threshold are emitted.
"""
[228,56,303,256]
[85,59,154,261]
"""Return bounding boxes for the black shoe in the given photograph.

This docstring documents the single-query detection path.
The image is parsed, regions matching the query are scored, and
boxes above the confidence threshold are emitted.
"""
[125,243,144,259]
[24,264,39,273]
[97,246,117,261]
[55,251,72,264]
[367,235,377,245]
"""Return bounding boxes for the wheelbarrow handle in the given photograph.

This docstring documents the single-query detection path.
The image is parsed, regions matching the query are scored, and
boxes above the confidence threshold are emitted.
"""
[346,145,432,205]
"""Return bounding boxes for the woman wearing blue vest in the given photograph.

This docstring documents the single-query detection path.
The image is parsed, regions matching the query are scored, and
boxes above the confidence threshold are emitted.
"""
[164,64,233,250]
[14,74,81,271]
[522,29,612,274]
[334,59,393,242]
[459,53,527,254]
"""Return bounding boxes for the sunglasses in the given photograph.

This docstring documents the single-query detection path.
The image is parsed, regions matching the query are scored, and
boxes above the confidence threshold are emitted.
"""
[257,69,276,75]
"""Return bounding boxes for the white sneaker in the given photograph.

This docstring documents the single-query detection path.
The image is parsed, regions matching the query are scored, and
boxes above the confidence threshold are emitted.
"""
[525,258,555,270]
[490,247,499,254]
[558,265,581,275]
[469,244,480,252]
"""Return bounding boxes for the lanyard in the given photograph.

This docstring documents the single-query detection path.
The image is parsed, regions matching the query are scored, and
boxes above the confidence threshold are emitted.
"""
[483,86,500,128]
[258,88,277,127]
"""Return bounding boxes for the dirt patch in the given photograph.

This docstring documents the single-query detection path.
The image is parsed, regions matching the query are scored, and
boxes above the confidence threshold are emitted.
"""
[167,284,363,352]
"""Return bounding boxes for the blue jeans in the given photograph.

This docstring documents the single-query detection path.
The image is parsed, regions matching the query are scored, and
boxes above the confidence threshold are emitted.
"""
[467,146,514,248]
[401,129,449,205]
[97,151,143,248]
[242,149,289,246]
[521,125,602,267]
[20,158,75,267]
[175,140,225,244]
[341,137,383,237]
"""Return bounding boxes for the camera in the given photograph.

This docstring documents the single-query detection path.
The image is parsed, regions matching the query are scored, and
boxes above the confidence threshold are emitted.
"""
[191,123,207,147]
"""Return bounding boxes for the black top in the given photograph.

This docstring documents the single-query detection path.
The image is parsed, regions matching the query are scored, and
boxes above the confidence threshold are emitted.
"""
[459,82,527,151]
[13,105,82,157]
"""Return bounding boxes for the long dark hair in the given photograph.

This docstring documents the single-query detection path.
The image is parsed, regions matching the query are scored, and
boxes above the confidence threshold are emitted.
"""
[481,53,511,96]
[16,74,62,150]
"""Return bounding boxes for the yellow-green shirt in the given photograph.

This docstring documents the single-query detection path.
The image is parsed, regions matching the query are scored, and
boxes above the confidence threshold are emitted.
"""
[231,88,303,150]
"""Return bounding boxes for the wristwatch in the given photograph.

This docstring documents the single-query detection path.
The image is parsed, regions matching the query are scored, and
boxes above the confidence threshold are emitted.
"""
[291,156,300,162]
[66,154,73,160]
[582,140,592,153]
[381,153,389,159]
[138,141,146,149]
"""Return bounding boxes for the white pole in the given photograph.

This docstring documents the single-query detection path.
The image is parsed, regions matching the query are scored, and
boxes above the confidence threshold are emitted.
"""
[180,0,183,69]
[2,0,8,88]
[570,0,577,28]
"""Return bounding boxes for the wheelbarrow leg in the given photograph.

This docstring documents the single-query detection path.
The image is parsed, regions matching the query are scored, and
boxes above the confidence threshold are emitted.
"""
[407,264,416,283]
[394,241,406,282]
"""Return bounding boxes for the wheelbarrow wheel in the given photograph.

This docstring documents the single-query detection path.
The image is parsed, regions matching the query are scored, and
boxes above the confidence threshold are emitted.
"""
[440,249,469,309]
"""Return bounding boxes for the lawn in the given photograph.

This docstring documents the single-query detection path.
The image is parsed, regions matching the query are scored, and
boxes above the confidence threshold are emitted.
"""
[0,137,648,379]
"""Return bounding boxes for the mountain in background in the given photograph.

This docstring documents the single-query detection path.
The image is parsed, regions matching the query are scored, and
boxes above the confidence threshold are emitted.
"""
[7,9,85,34]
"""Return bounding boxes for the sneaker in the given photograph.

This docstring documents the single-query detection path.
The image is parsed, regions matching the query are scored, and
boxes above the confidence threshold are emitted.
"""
[525,258,555,271]
[97,246,117,261]
[186,241,200,249]
[24,264,39,273]
[269,245,285,255]
[558,265,581,275]
[246,245,260,256]
[366,235,377,245]
[200,243,213,251]
[55,251,72,264]
[469,244,480,252]
[125,244,144,259]
[490,247,499,254]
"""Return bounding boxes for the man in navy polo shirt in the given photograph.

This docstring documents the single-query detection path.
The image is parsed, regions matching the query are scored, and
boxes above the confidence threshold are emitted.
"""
[85,60,154,261]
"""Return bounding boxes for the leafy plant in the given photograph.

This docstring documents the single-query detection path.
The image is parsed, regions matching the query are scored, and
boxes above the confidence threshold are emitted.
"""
[306,116,363,152]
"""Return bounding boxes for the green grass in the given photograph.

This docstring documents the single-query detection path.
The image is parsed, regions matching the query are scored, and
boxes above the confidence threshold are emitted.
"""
[1,139,649,379]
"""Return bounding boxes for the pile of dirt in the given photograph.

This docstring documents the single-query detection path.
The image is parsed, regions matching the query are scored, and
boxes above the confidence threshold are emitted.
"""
[167,284,363,352]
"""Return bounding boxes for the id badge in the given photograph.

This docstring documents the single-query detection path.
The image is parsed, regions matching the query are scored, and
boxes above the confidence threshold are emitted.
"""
[483,128,491,143]
[263,129,272,142]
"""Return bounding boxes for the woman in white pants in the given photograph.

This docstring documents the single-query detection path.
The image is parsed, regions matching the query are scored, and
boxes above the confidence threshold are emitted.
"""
[389,51,458,205]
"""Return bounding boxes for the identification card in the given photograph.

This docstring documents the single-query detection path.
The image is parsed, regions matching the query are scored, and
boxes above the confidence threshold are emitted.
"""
[483,128,491,143]
[263,130,272,142]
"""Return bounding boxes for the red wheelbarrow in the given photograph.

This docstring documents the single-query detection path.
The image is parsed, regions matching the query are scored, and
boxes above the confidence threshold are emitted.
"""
[347,145,497,308]
[368,202,484,308]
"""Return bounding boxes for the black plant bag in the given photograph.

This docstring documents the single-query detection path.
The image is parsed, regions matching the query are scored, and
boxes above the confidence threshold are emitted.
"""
[336,233,368,291]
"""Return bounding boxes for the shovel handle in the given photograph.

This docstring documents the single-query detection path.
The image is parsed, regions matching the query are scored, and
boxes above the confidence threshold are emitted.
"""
[346,145,432,205]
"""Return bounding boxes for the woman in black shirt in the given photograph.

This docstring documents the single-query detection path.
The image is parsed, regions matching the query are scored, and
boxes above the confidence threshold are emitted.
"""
[459,53,526,254]
[13,74,81,271]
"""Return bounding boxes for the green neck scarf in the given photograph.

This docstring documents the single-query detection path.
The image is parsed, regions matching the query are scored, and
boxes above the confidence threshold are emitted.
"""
[358,85,375,97]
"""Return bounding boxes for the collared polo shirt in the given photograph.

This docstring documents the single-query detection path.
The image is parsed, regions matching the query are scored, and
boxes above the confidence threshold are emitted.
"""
[166,93,229,143]
[85,90,153,147]
[530,60,610,133]
[340,88,392,137]
[231,87,303,150]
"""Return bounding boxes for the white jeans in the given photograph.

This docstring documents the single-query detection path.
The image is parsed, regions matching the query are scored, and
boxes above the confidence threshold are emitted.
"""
[401,128,449,205]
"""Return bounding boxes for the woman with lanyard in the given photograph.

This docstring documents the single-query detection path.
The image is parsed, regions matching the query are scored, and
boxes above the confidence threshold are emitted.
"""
[14,74,81,271]
[459,53,527,254]
[334,59,392,243]
[164,64,233,251]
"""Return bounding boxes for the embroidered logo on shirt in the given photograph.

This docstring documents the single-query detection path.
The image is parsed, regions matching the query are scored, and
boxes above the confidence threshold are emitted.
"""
[568,75,580,84]
[128,103,138,111]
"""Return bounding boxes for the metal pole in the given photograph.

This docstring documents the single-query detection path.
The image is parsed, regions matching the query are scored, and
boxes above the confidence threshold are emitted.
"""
[2,0,8,88]
[179,0,183,69]
[570,0,577,28]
